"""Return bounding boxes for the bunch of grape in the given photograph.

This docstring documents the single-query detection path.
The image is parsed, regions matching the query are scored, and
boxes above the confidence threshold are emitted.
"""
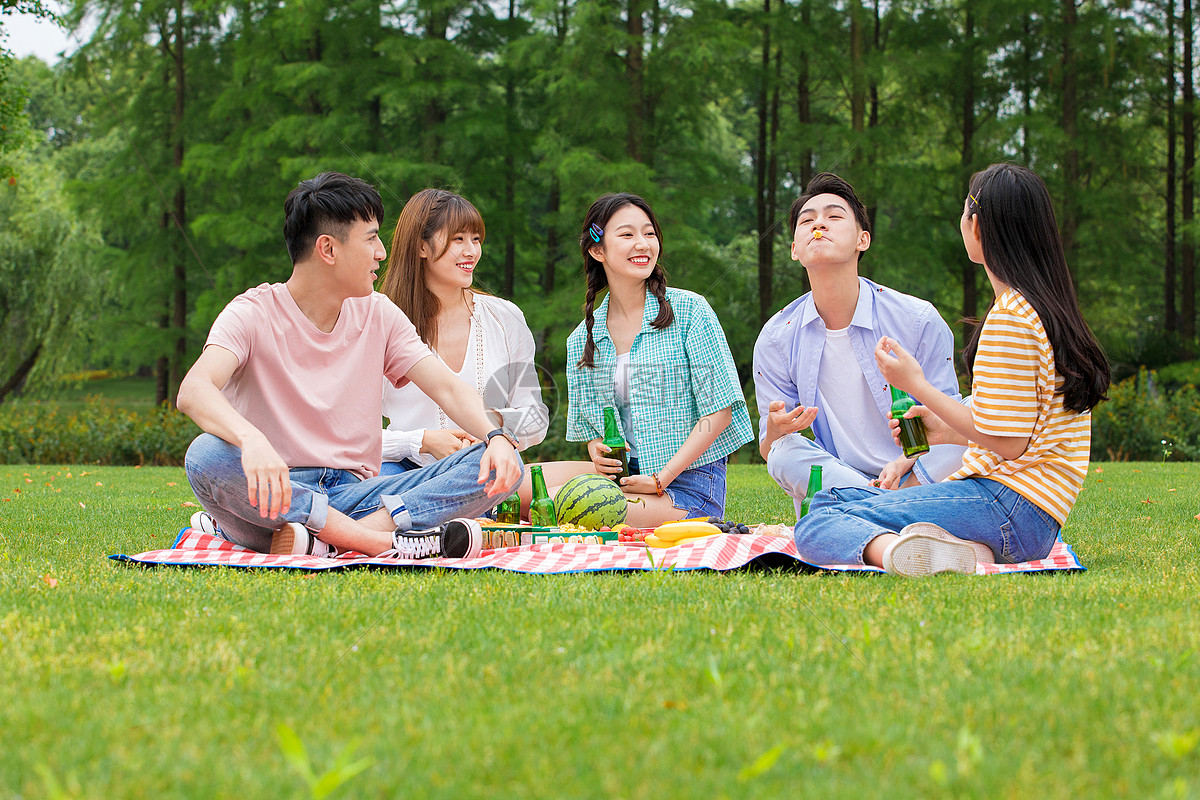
[706,517,751,535]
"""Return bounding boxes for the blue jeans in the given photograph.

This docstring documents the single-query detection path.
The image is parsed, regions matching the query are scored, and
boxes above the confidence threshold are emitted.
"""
[630,456,728,519]
[184,434,522,552]
[793,477,1060,566]
[766,433,968,521]
[379,458,421,476]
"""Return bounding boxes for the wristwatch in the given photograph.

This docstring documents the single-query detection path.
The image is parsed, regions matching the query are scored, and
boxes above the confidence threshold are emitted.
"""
[485,428,518,448]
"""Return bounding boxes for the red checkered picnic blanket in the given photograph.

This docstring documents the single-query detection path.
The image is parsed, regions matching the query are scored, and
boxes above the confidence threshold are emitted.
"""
[110,528,1086,575]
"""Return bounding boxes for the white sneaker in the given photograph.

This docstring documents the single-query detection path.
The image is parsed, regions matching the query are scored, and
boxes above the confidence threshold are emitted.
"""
[190,510,223,537]
[270,523,338,557]
[899,522,995,564]
[882,528,978,577]
[386,518,482,560]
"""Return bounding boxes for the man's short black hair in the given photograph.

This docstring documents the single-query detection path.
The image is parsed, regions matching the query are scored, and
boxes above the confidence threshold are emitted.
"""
[283,172,385,263]
[787,172,872,239]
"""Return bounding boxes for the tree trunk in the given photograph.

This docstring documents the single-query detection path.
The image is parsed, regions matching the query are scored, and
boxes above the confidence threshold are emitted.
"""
[169,0,187,409]
[960,0,978,333]
[1060,0,1080,282]
[502,0,518,298]
[1184,0,1196,345]
[544,178,560,296]
[850,0,865,134]
[756,0,773,325]
[796,0,813,190]
[423,11,448,163]
[797,0,812,296]
[0,342,43,404]
[626,0,646,162]
[1167,0,1179,336]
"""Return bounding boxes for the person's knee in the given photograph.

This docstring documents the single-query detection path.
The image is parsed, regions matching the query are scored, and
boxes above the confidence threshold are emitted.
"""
[765,442,798,491]
[793,507,830,550]
[185,433,235,471]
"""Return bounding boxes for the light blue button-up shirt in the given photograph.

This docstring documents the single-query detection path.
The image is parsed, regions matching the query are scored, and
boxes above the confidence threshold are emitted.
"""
[752,277,965,483]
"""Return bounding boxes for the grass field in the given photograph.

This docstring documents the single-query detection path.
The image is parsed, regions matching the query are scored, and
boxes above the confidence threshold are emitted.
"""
[2,462,1198,799]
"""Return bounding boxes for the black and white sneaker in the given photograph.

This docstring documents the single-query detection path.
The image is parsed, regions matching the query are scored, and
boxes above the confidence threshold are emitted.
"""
[387,518,483,560]
[270,523,338,557]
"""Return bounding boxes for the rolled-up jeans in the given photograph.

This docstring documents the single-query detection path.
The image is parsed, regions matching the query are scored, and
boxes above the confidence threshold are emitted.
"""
[185,433,522,553]
[793,477,1061,567]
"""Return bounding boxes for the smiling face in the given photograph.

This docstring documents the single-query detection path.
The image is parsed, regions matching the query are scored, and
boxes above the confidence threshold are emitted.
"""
[590,204,660,284]
[790,192,870,268]
[421,226,483,295]
[331,217,386,297]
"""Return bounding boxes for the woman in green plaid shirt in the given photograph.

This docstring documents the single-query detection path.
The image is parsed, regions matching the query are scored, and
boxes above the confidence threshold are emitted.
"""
[566,193,754,527]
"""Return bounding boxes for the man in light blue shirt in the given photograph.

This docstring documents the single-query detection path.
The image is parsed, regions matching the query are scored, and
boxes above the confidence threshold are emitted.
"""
[752,173,966,521]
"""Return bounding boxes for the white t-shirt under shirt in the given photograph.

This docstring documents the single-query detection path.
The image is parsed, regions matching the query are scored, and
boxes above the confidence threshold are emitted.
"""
[206,283,432,479]
[613,351,638,458]
[380,292,549,466]
[816,326,899,476]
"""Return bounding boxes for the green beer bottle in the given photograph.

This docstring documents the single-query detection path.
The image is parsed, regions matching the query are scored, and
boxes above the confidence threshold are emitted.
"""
[529,465,557,527]
[495,492,521,525]
[799,465,823,518]
[602,406,629,479]
[889,385,930,458]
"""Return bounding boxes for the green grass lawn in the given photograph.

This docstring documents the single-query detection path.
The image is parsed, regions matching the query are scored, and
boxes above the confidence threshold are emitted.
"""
[2,463,1198,799]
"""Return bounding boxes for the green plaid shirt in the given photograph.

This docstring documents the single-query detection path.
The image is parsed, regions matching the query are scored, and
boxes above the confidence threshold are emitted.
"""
[566,288,754,475]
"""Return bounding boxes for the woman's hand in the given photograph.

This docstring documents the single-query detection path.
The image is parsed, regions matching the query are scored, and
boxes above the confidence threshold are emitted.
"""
[420,429,477,460]
[587,438,625,478]
[618,474,662,495]
[874,454,917,490]
[887,405,957,448]
[874,336,926,395]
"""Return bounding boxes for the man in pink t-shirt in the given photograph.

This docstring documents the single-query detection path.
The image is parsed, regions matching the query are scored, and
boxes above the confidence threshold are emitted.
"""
[177,172,522,559]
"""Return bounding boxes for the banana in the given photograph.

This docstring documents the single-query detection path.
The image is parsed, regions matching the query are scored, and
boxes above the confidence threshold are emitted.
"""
[653,521,723,542]
[643,534,673,548]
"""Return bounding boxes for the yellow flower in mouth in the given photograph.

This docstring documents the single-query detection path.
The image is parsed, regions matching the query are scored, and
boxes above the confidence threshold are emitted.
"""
[813,231,823,239]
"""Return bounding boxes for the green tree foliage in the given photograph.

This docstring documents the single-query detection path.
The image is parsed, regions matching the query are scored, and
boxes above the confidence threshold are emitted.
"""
[0,139,105,400]
[2,0,1194,426]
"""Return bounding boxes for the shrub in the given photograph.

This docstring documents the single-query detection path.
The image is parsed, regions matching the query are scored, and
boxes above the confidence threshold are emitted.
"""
[1091,369,1200,461]
[0,397,199,465]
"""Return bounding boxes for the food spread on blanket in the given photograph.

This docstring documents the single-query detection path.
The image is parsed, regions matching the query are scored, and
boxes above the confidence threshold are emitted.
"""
[479,517,791,550]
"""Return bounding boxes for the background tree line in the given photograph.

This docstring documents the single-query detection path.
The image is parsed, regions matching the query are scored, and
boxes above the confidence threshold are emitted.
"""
[0,0,1194,458]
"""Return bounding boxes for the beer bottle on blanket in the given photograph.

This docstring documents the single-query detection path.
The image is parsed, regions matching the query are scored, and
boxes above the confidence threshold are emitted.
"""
[530,465,557,527]
[601,406,629,479]
[495,492,521,525]
[799,465,822,518]
[889,385,930,458]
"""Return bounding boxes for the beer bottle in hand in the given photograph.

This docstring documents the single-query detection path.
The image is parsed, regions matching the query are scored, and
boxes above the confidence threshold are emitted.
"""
[799,465,823,518]
[889,386,930,458]
[602,407,629,479]
[529,465,557,527]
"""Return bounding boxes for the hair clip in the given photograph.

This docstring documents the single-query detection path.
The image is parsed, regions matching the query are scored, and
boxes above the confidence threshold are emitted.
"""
[589,223,603,243]
[969,193,980,208]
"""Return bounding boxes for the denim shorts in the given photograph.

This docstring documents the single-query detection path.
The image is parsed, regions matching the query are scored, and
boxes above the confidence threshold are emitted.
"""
[630,456,728,520]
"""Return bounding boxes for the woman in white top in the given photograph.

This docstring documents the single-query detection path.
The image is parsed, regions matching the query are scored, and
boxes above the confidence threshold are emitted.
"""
[377,189,549,475]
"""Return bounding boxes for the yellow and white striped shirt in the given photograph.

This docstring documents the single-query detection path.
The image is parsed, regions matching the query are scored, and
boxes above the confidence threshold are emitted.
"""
[950,290,1090,525]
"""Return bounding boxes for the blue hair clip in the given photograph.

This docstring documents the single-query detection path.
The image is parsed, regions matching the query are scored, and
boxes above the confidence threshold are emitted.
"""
[589,223,603,243]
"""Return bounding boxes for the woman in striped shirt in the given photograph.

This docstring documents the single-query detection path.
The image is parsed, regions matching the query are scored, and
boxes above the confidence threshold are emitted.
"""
[794,163,1110,576]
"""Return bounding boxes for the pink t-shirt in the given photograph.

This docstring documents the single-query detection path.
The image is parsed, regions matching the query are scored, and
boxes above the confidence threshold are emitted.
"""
[206,283,432,479]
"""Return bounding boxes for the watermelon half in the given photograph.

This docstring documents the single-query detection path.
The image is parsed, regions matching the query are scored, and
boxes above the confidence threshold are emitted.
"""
[554,473,628,529]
